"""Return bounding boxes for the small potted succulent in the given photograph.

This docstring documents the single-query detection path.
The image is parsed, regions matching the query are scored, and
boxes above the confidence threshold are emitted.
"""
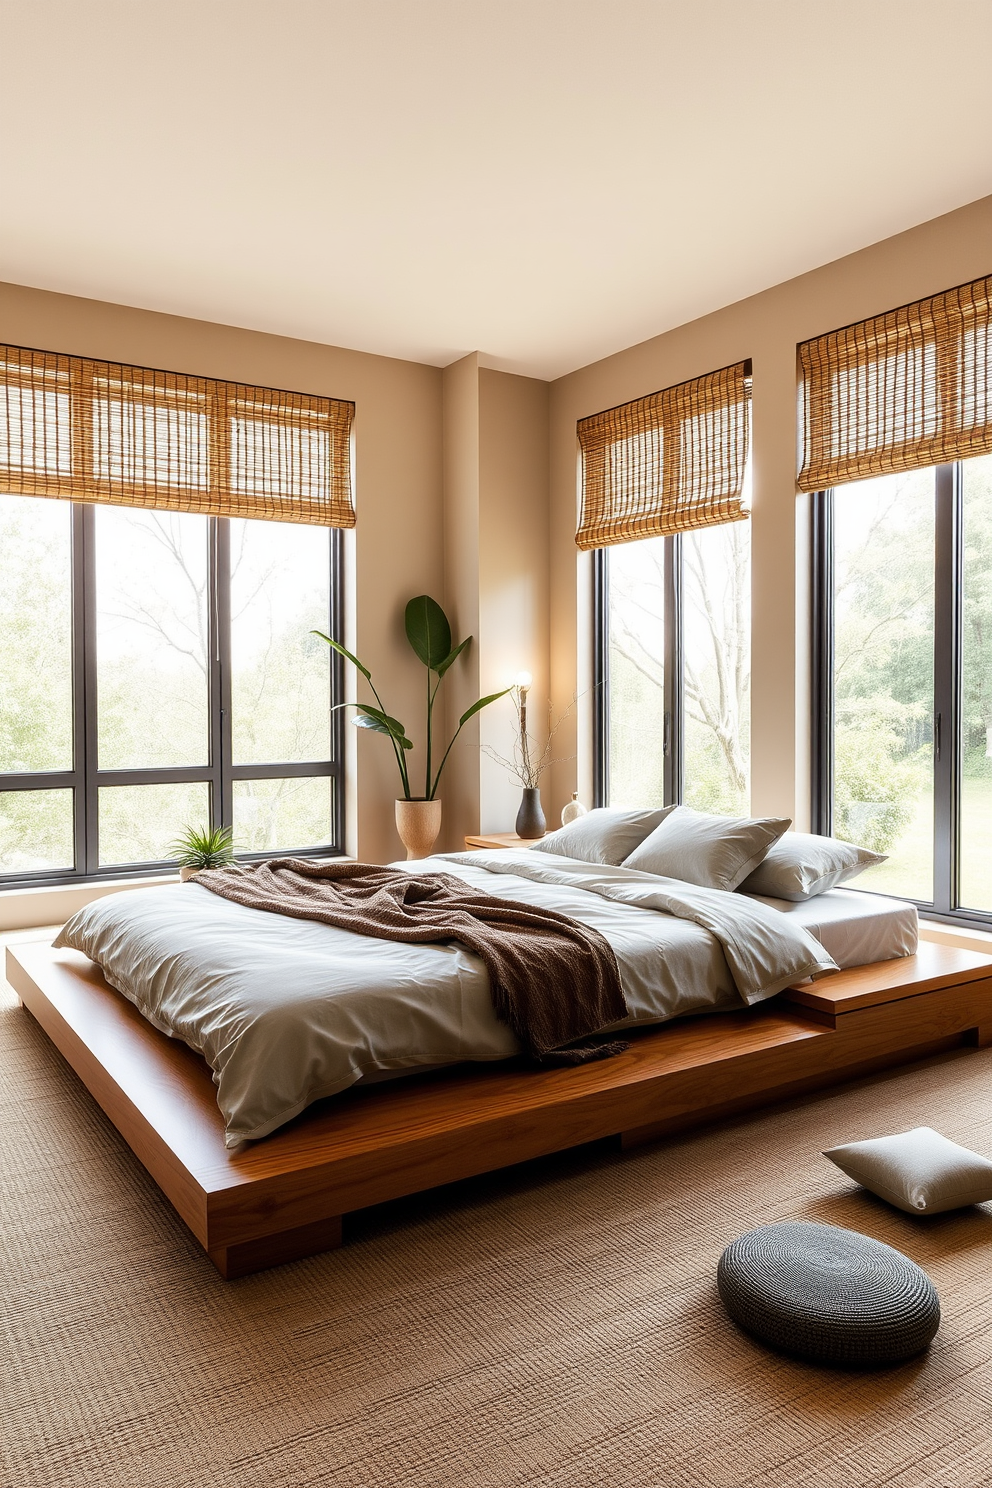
[170,824,236,881]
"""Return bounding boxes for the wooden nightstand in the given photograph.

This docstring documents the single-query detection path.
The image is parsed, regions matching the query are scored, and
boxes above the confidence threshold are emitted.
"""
[463,832,538,850]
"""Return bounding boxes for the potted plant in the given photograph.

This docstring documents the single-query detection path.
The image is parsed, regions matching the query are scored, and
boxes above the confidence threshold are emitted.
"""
[170,824,236,881]
[314,596,509,858]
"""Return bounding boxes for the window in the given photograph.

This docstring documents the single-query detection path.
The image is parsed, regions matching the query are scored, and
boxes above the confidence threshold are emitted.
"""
[595,518,751,812]
[812,451,992,923]
[583,361,752,813]
[0,344,353,886]
[801,275,992,925]
[0,496,344,884]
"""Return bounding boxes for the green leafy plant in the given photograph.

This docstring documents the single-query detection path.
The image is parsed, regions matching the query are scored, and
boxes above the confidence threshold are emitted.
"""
[169,823,236,869]
[314,595,509,801]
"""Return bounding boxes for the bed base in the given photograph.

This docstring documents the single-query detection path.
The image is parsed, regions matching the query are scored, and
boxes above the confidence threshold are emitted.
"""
[7,941,992,1278]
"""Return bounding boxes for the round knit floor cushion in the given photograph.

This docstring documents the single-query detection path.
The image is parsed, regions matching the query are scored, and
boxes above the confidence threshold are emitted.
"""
[717,1221,940,1367]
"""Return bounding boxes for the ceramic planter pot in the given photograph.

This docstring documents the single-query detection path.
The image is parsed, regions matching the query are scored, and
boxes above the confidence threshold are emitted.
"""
[395,798,443,860]
[515,787,546,839]
[179,865,201,882]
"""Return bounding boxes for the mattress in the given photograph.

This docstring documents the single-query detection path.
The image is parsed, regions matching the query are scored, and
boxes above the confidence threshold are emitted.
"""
[743,887,918,968]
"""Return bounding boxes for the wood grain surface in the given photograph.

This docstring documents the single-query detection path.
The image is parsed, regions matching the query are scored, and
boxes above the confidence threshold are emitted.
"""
[9,938,992,1277]
[463,833,530,849]
[784,941,992,1015]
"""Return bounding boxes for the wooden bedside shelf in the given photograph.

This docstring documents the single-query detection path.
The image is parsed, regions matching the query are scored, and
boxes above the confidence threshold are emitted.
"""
[463,832,539,850]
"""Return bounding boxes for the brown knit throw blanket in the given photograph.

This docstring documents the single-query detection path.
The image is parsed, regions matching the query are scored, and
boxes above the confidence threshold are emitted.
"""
[196,858,629,1064]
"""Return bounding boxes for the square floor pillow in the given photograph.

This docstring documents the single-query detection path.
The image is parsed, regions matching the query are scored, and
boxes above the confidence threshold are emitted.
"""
[823,1126,992,1214]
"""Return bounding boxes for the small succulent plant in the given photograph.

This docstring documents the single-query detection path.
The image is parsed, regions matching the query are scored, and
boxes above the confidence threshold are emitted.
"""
[169,823,236,871]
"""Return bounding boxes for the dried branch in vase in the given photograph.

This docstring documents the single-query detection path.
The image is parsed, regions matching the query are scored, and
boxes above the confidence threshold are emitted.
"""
[484,687,576,789]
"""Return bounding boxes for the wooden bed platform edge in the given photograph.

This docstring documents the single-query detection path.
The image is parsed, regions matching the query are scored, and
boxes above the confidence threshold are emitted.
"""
[7,940,992,1279]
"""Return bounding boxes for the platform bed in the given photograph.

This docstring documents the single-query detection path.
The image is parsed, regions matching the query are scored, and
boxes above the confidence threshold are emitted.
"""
[8,939,992,1278]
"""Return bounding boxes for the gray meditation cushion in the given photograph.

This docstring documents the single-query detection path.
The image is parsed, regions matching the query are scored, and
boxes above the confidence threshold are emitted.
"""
[717,1221,940,1367]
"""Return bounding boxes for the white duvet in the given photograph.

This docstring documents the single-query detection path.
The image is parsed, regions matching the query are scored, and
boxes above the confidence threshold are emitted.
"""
[54,849,837,1147]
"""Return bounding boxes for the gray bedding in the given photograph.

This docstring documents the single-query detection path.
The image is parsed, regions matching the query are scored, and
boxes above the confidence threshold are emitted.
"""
[743,886,918,967]
[54,849,837,1147]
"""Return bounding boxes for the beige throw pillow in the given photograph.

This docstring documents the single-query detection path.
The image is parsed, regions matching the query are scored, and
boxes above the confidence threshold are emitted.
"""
[738,831,885,901]
[823,1127,992,1215]
[621,806,791,891]
[529,806,675,866]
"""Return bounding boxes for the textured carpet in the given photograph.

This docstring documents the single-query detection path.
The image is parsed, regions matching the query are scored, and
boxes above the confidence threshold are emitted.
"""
[4,949,992,1488]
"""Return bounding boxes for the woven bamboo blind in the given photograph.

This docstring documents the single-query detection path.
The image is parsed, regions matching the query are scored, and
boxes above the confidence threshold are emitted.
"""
[798,274,992,492]
[575,361,751,550]
[0,345,356,526]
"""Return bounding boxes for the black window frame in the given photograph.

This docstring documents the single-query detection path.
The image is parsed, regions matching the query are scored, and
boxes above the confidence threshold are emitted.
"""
[810,463,983,927]
[592,535,684,808]
[0,501,345,888]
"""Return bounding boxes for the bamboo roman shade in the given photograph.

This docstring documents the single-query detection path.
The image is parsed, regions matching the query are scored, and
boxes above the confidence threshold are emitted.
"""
[798,274,992,492]
[0,345,356,526]
[575,361,751,550]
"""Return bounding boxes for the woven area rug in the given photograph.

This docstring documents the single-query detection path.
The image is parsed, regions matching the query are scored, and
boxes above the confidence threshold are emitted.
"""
[4,944,992,1488]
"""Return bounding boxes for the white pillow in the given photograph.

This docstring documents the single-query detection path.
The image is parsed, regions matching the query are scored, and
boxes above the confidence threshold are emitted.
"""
[738,831,885,901]
[622,806,791,891]
[823,1127,992,1215]
[529,806,675,866]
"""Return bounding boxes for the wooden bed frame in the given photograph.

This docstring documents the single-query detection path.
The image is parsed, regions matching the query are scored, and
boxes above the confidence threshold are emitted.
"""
[7,939,992,1278]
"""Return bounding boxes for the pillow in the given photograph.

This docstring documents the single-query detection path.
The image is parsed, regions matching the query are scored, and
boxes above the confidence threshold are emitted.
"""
[621,806,791,891]
[823,1127,992,1215]
[529,806,675,866]
[737,831,886,902]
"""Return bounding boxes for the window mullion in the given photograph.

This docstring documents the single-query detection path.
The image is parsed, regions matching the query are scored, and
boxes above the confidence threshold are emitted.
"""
[79,503,99,876]
[592,548,609,808]
[69,503,88,878]
[810,490,834,835]
[329,527,346,847]
[664,533,682,805]
[210,517,233,832]
[933,463,962,914]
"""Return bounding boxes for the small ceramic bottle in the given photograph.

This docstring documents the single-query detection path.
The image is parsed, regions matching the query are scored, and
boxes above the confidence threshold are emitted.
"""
[561,792,587,827]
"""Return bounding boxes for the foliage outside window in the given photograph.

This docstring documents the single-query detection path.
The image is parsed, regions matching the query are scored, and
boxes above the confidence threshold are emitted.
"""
[598,519,751,814]
[814,452,992,921]
[0,494,343,884]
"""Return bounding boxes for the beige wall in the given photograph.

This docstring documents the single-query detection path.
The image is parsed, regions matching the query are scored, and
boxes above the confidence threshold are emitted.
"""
[4,186,992,892]
[0,280,443,864]
[441,354,482,843]
[440,359,550,846]
[548,192,992,825]
[477,369,550,835]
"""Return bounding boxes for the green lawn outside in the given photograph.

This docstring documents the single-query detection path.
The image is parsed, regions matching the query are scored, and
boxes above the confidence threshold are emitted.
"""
[856,775,992,911]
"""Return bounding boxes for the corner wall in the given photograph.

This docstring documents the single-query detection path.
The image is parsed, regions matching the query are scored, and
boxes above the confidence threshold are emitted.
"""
[440,361,550,847]
[548,192,992,827]
[441,354,483,841]
[478,368,550,835]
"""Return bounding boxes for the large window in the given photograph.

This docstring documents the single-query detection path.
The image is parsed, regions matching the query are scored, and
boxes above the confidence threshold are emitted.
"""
[595,520,751,812]
[813,452,992,922]
[0,496,344,884]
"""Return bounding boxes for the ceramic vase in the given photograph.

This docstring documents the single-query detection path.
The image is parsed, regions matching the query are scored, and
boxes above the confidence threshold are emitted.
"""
[179,865,200,882]
[395,798,443,860]
[515,787,546,840]
[561,792,587,827]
